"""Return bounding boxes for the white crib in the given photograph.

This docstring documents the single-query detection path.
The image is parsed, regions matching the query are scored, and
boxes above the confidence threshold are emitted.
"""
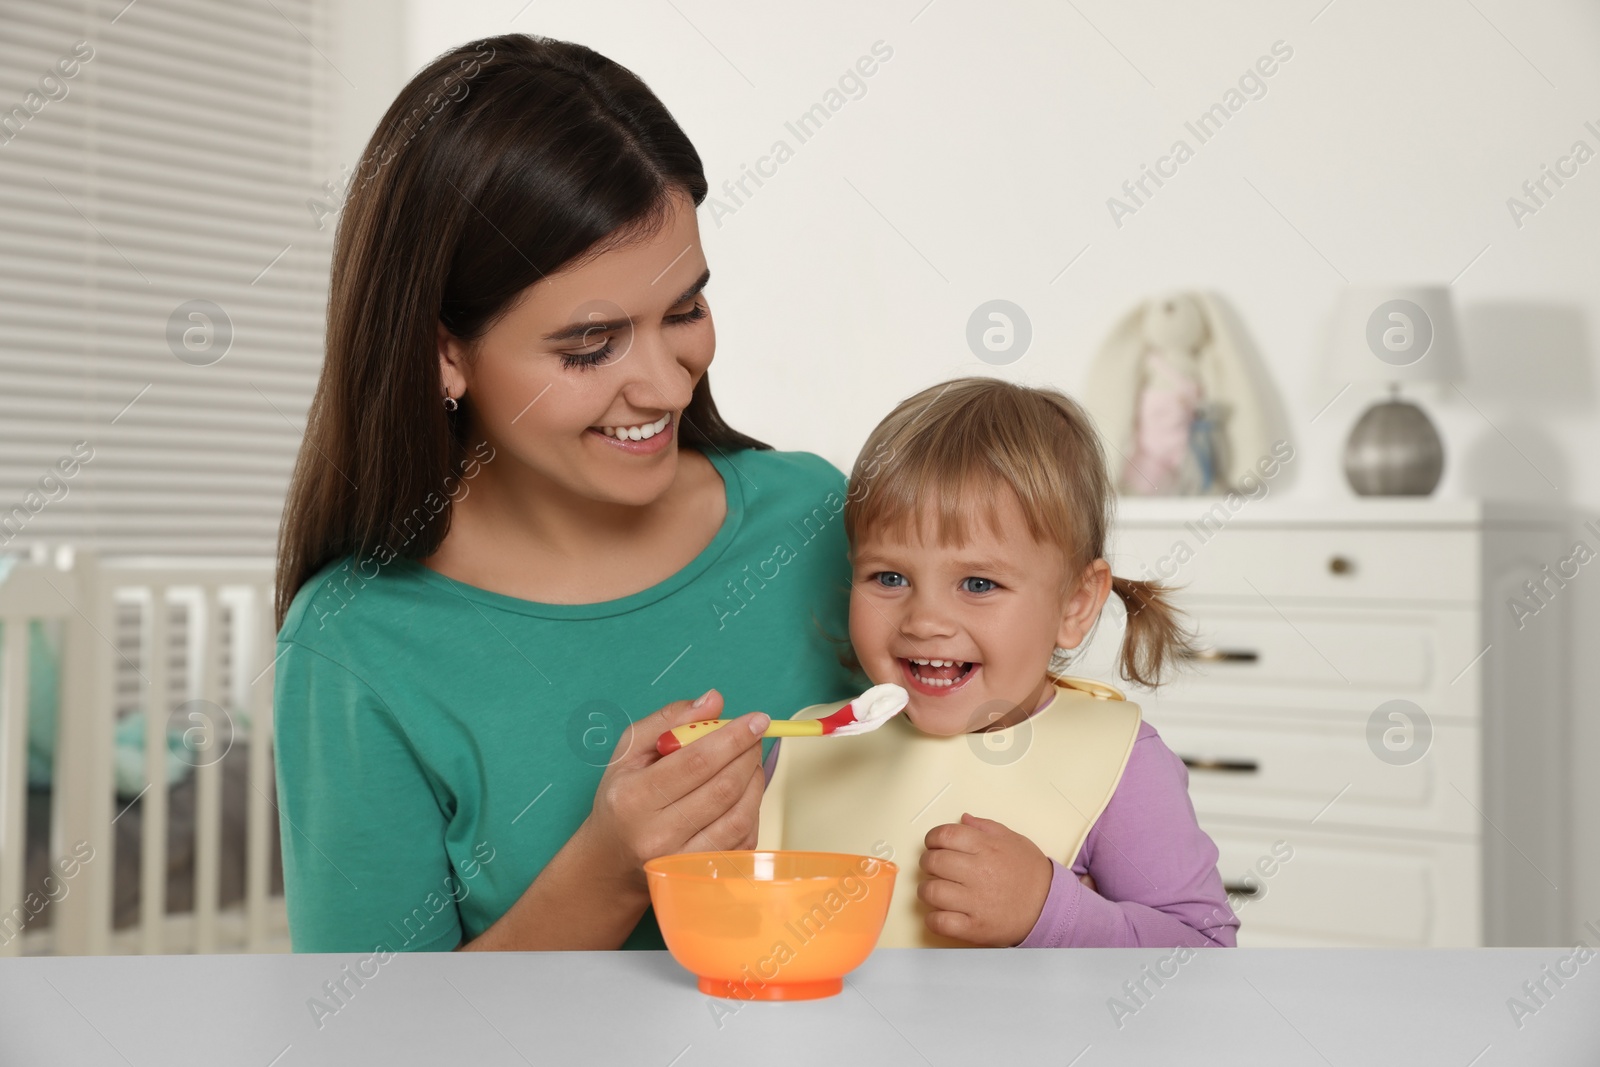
[0,550,288,955]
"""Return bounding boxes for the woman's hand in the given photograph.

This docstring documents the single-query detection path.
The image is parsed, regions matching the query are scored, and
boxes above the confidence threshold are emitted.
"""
[459,689,766,951]
[918,812,1054,947]
[583,689,769,892]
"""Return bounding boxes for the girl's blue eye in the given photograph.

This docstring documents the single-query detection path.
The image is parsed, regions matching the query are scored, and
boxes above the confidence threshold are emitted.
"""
[872,572,907,588]
[961,577,997,594]
[560,302,707,371]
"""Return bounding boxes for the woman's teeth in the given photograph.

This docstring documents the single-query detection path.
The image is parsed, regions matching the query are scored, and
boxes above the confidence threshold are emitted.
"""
[597,413,671,440]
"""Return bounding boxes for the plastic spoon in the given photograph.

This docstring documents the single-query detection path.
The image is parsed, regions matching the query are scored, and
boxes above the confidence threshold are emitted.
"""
[655,683,909,755]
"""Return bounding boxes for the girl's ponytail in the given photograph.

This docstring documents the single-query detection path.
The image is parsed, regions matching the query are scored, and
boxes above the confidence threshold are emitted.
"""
[1109,575,1199,690]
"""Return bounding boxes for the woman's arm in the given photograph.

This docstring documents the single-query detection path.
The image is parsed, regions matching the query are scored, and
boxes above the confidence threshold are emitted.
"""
[277,640,770,952]
[274,641,469,953]
[458,688,771,950]
[1018,723,1239,948]
[453,816,652,950]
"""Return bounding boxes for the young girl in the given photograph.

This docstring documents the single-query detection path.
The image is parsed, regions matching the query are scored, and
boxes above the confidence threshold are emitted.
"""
[757,376,1238,949]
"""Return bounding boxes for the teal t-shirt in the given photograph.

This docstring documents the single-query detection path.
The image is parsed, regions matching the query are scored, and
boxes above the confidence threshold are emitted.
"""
[273,447,867,952]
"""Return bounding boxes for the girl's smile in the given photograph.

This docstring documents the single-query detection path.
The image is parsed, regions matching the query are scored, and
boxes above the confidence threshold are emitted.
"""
[898,656,980,696]
[850,487,1104,736]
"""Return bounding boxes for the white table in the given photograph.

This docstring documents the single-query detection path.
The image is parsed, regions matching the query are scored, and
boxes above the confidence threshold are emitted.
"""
[2,948,1596,1065]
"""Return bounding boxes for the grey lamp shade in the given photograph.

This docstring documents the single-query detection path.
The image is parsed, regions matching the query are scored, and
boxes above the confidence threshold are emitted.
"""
[1326,284,1465,386]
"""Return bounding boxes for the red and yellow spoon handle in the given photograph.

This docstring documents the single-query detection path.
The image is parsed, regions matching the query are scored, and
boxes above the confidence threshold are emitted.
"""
[656,717,824,755]
[654,686,907,756]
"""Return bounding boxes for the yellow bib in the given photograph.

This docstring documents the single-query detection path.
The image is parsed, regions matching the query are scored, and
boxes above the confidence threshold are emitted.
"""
[757,677,1141,948]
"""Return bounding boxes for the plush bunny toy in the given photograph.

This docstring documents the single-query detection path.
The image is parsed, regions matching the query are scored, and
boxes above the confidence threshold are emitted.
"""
[1123,297,1212,494]
[1084,291,1271,497]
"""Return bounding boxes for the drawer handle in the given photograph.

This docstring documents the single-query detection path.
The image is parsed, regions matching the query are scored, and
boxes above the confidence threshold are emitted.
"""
[1180,756,1260,774]
[1223,881,1261,898]
[1181,648,1259,664]
[1328,555,1355,576]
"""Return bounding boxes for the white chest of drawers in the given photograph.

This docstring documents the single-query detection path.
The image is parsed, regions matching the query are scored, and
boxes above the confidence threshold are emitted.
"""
[1105,498,1569,947]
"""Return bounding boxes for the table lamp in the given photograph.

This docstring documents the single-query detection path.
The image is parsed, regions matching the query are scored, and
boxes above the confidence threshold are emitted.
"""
[1326,284,1464,496]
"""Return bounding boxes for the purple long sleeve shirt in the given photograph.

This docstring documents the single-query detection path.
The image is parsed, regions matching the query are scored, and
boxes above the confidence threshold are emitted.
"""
[763,720,1238,949]
[1017,720,1238,947]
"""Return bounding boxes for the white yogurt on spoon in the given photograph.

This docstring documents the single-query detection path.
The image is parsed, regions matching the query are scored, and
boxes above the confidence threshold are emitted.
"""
[828,683,909,735]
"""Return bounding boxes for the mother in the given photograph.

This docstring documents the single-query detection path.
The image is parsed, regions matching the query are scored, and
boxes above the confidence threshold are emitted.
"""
[272,34,863,951]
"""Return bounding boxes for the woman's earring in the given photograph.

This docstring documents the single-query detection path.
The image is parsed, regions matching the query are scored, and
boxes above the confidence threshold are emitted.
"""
[443,391,459,412]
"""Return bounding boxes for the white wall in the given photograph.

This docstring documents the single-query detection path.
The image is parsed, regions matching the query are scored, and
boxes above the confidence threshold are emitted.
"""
[386,0,1600,940]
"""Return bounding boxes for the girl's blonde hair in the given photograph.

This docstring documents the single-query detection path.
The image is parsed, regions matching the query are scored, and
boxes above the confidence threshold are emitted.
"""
[841,376,1197,690]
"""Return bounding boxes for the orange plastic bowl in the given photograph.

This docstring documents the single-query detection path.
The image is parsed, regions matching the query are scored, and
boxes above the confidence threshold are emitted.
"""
[644,850,897,1001]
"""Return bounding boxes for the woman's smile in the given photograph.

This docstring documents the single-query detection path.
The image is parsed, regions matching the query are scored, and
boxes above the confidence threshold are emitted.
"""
[587,412,675,455]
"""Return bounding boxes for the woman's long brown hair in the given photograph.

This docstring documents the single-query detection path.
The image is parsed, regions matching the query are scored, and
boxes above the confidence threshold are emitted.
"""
[275,34,769,628]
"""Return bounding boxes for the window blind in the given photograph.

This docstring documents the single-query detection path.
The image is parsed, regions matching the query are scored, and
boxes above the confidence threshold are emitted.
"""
[0,0,334,557]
